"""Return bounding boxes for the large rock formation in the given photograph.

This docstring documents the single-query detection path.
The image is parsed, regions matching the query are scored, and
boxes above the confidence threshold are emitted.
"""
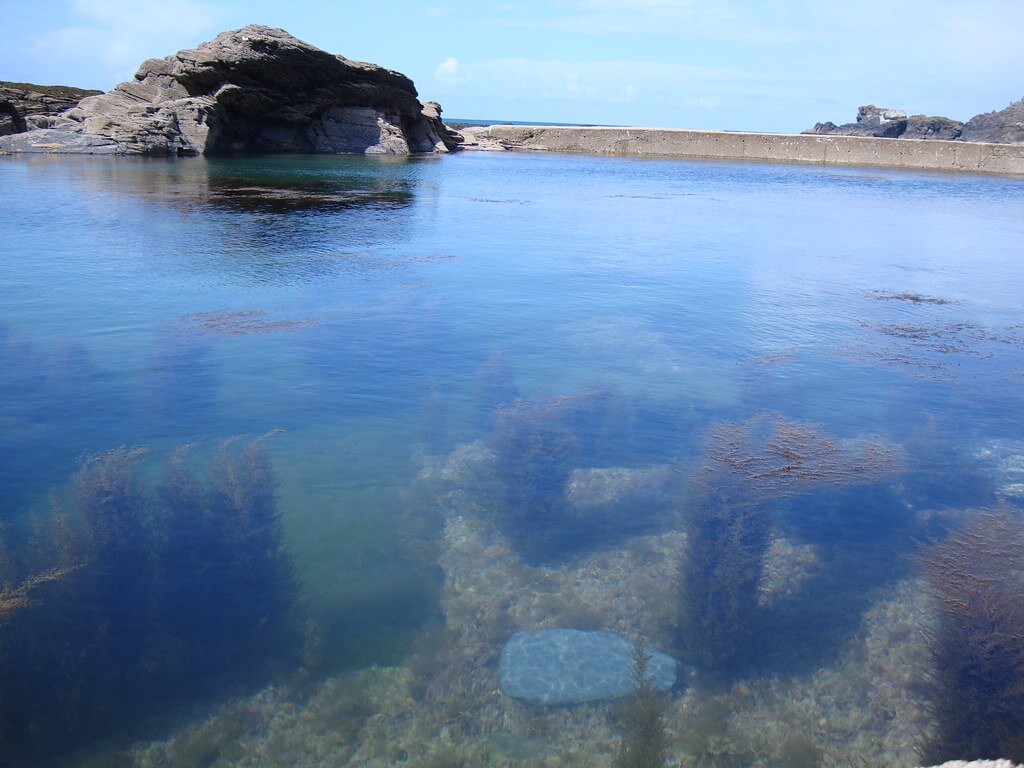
[0,25,460,156]
[960,97,1024,144]
[0,81,101,136]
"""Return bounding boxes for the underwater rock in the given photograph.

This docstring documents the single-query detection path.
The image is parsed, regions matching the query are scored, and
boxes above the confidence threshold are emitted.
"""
[499,629,677,705]
[566,464,678,528]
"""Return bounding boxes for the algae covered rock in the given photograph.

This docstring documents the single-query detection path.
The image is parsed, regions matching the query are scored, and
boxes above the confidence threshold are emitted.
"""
[499,629,677,705]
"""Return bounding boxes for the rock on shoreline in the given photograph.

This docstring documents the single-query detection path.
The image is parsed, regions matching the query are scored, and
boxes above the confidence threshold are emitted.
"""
[0,25,460,156]
[0,81,101,136]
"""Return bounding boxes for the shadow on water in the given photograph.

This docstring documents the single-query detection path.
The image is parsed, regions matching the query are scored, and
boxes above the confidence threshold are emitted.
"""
[19,153,422,214]
[17,154,427,287]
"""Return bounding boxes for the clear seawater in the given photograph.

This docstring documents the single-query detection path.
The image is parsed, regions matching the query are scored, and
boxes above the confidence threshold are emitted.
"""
[1,151,1023,766]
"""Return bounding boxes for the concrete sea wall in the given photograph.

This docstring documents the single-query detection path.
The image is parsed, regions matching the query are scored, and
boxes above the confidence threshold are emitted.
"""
[465,125,1024,176]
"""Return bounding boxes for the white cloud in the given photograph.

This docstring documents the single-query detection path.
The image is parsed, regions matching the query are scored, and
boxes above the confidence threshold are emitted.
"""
[487,0,803,43]
[33,0,223,86]
[465,58,772,104]
[434,56,462,83]
[429,57,775,127]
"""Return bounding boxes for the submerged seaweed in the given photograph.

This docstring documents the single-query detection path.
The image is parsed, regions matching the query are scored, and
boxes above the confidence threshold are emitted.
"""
[917,509,1024,764]
[614,643,670,768]
[0,436,296,766]
[678,415,902,676]
[487,388,638,561]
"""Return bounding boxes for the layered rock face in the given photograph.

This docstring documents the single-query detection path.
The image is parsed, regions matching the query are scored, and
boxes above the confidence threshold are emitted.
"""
[0,82,101,136]
[0,25,460,156]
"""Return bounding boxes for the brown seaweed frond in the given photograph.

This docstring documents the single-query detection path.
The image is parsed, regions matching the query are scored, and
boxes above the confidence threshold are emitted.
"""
[615,642,670,768]
[915,509,1024,763]
[0,566,79,621]
[700,414,902,499]
[67,446,151,554]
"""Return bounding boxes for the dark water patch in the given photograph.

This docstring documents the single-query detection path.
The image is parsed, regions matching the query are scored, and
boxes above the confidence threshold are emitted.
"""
[195,179,414,213]
[319,250,460,275]
[603,192,683,199]
[179,308,320,335]
[867,290,957,305]
[466,197,532,205]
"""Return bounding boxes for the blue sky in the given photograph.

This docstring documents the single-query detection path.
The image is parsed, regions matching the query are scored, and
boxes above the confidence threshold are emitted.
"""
[2,0,1021,132]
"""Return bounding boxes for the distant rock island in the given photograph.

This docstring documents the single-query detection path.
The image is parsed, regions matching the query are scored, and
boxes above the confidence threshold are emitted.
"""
[0,25,460,156]
[804,100,1024,144]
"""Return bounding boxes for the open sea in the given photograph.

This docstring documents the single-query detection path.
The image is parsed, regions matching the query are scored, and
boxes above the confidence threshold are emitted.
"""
[1,151,1023,767]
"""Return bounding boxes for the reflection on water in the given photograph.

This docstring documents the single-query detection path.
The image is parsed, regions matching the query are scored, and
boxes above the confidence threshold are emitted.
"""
[1,152,1023,766]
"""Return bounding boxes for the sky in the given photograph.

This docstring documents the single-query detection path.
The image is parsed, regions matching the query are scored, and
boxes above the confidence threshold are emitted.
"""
[1,0,1021,133]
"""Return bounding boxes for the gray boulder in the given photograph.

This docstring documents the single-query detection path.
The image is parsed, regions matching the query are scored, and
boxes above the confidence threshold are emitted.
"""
[0,81,101,136]
[499,629,677,705]
[0,25,459,156]
[961,98,1024,144]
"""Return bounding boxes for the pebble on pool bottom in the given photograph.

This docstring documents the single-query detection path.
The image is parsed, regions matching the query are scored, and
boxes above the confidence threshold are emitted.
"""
[499,629,678,705]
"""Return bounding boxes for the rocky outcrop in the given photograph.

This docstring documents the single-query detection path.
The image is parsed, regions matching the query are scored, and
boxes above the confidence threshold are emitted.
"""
[0,25,459,156]
[0,81,101,136]
[803,100,1024,144]
[901,114,964,140]
[961,97,1024,144]
[805,105,909,138]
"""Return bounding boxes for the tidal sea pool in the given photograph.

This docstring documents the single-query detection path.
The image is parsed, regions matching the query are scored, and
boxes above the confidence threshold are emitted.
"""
[1,151,1023,767]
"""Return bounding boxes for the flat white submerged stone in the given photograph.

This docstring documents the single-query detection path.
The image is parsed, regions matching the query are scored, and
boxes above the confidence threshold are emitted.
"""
[499,629,677,705]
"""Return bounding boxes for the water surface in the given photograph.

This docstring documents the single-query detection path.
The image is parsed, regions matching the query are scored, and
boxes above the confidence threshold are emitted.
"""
[1,151,1023,766]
